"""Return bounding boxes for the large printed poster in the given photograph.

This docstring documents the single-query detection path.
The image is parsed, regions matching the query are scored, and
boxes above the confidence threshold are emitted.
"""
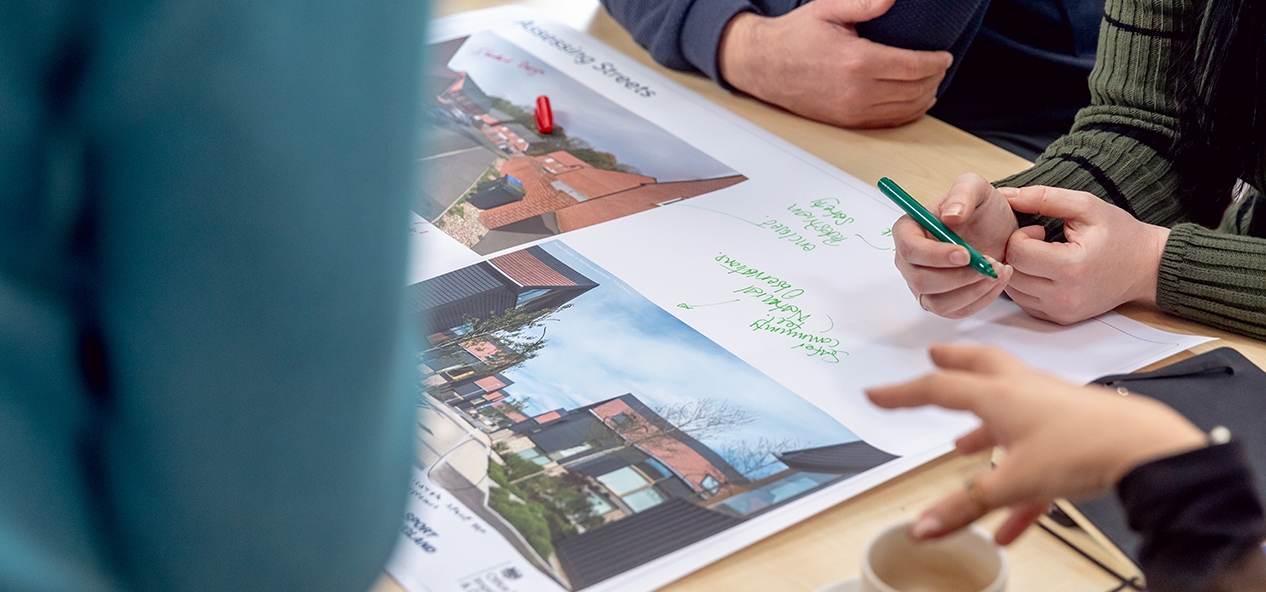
[393,9,1211,592]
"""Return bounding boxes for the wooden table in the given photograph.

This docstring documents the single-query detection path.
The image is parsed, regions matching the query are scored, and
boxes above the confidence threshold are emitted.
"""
[375,2,1266,590]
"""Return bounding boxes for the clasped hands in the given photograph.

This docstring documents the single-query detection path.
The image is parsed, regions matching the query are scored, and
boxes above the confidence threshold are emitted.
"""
[893,173,1172,324]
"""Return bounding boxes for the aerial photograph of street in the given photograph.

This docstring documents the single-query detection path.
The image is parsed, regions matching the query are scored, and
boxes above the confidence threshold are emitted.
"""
[421,32,747,254]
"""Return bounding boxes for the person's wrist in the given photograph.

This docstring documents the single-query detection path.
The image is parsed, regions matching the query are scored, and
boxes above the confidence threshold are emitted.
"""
[718,12,763,95]
[1106,401,1207,484]
[1131,224,1170,303]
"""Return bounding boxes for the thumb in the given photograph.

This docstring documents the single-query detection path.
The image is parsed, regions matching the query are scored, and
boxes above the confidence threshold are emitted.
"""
[937,173,996,226]
[814,0,896,23]
[1004,186,1096,221]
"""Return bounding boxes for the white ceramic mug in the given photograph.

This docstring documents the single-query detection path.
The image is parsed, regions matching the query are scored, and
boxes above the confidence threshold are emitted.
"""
[859,521,1008,592]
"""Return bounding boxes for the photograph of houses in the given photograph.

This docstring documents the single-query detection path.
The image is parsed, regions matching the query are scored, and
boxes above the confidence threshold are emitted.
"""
[411,241,898,590]
[421,32,747,254]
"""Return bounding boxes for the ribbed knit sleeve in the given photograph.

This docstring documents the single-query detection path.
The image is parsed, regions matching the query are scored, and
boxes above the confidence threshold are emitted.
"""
[995,0,1266,339]
[996,0,1193,232]
[1158,225,1266,339]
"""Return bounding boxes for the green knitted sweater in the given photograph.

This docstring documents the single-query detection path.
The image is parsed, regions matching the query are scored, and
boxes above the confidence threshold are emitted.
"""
[995,0,1266,339]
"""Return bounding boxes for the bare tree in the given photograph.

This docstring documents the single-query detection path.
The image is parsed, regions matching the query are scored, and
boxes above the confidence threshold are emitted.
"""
[718,437,811,478]
[646,398,757,443]
[554,397,758,471]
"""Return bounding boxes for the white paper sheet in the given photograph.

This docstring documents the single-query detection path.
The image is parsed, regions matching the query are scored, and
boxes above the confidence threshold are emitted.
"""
[392,10,1213,592]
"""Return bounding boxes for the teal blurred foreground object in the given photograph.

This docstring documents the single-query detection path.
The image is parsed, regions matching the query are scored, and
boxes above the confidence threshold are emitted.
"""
[0,1,427,590]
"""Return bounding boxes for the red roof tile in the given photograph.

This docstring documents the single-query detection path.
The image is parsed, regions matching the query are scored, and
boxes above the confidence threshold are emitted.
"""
[475,375,508,391]
[489,249,577,288]
[556,167,653,200]
[534,411,562,424]
[556,175,746,232]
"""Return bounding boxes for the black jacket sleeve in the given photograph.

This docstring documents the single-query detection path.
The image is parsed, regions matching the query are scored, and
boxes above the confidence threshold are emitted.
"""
[1118,442,1266,592]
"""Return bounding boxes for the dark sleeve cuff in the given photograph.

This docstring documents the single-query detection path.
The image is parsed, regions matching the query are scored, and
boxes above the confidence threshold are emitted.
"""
[1117,442,1266,592]
[679,0,757,89]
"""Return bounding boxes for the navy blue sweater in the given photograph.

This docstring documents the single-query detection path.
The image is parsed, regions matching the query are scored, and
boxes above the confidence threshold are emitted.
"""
[601,0,1104,158]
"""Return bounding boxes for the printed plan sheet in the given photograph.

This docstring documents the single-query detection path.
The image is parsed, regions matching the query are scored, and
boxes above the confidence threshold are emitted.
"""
[395,8,1212,591]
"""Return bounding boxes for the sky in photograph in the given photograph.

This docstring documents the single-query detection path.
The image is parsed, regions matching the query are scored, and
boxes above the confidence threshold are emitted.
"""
[497,241,859,476]
[443,32,738,183]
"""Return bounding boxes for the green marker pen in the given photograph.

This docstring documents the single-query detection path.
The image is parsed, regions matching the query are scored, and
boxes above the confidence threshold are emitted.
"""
[877,177,997,279]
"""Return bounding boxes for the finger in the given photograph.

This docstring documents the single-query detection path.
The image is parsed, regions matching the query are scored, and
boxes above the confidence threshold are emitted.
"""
[955,426,995,454]
[1004,185,1098,221]
[1002,286,1056,321]
[1004,268,1054,296]
[847,94,937,128]
[927,342,1019,375]
[814,0,898,24]
[936,173,995,225]
[864,75,942,106]
[994,502,1050,545]
[899,260,992,297]
[866,371,991,413]
[909,475,998,540]
[1005,232,1081,280]
[893,216,973,268]
[920,262,1012,318]
[858,40,953,81]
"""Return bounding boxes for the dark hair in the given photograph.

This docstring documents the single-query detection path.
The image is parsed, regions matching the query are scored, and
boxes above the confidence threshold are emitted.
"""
[1172,0,1266,228]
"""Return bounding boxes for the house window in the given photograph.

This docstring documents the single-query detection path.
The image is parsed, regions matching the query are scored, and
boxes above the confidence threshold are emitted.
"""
[516,288,549,306]
[596,466,672,513]
[547,442,594,461]
[607,412,636,430]
[633,458,670,480]
[700,475,721,495]
[515,447,552,466]
[596,466,650,496]
[714,472,837,517]
[584,490,616,515]
[621,487,666,513]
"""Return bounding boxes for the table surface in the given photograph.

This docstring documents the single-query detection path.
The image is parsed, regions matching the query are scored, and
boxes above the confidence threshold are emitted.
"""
[378,2,1266,590]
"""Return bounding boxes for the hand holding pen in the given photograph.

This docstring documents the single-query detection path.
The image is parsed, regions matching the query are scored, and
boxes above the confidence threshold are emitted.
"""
[888,173,1018,318]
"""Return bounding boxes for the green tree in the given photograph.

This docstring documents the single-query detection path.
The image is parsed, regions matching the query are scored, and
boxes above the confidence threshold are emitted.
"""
[421,302,571,378]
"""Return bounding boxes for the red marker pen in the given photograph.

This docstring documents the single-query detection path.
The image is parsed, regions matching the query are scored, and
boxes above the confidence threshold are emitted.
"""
[535,95,554,134]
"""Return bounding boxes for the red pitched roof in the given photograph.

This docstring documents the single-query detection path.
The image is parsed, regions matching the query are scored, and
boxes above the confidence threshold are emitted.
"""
[489,249,577,288]
[556,175,746,232]
[475,375,508,391]
[556,167,653,200]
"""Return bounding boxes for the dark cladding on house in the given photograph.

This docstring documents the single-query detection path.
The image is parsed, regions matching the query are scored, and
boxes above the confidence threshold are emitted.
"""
[410,244,597,335]
[493,393,900,589]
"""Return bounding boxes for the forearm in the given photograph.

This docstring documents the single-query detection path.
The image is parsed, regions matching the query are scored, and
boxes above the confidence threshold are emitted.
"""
[601,0,755,83]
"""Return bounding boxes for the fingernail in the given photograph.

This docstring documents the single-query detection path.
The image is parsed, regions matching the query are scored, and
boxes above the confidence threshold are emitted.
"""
[950,250,969,265]
[1003,264,1013,275]
[911,516,943,539]
[944,205,964,218]
[999,187,1019,198]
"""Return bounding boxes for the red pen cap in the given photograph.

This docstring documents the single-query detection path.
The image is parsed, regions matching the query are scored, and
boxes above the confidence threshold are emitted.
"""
[535,95,554,135]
